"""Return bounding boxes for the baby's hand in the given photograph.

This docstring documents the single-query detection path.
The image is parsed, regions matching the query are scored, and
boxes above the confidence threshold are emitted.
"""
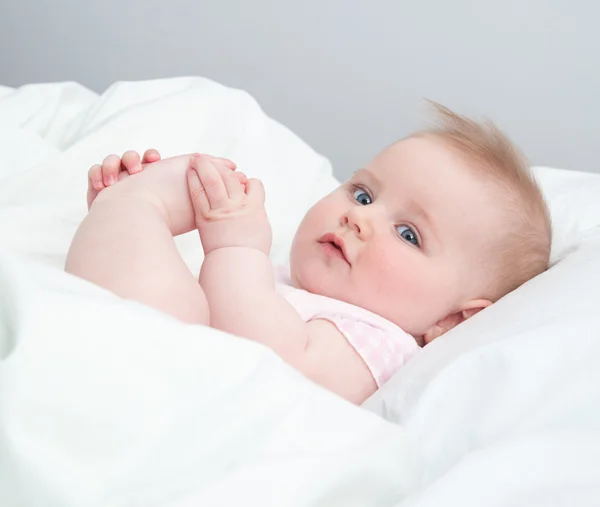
[87,149,162,209]
[188,154,272,255]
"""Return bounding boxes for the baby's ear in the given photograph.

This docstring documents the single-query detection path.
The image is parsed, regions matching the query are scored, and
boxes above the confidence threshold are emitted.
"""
[422,299,492,345]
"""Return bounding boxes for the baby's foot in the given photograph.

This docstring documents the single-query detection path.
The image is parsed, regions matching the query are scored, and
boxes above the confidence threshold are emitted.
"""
[87,149,161,209]
[86,150,237,209]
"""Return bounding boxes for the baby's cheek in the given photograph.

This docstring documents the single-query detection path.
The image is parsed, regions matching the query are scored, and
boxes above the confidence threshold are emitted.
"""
[366,246,424,293]
[364,246,454,319]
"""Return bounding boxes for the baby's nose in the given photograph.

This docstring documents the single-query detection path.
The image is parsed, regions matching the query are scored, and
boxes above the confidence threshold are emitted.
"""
[342,207,373,238]
[340,214,359,233]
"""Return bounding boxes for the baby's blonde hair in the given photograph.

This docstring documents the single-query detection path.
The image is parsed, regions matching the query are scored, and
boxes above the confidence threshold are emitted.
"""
[419,101,552,301]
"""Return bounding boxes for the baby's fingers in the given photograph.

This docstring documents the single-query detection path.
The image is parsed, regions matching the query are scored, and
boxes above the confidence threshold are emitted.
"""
[209,156,236,170]
[193,154,228,208]
[220,166,246,200]
[101,154,121,186]
[187,166,210,218]
[234,172,247,185]
[121,150,142,174]
[245,178,265,205]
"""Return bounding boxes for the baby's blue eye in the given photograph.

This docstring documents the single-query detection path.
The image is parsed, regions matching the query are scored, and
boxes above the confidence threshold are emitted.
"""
[353,188,372,205]
[396,225,419,246]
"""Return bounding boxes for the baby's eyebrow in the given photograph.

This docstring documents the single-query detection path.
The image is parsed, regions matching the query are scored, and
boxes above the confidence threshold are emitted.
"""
[355,169,431,218]
[407,199,433,228]
[353,168,380,186]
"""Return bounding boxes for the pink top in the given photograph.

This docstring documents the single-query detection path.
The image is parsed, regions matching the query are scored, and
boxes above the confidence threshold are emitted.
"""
[275,266,420,387]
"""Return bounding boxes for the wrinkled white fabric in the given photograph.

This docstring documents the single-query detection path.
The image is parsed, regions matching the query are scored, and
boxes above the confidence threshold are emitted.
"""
[1,77,600,506]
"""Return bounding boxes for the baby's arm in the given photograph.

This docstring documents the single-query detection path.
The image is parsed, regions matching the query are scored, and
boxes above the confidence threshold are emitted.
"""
[66,154,230,324]
[202,248,377,403]
[190,155,377,403]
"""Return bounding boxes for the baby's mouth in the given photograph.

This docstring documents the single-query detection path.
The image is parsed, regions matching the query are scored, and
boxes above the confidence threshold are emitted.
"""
[318,233,350,264]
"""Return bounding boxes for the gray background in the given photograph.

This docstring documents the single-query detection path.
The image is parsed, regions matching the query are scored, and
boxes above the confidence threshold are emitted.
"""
[1,0,598,179]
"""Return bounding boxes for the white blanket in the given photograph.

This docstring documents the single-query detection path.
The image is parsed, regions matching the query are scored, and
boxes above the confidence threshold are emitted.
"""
[1,78,600,506]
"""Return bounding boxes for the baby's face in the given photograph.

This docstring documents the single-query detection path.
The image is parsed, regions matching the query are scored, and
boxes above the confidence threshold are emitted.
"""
[290,135,503,340]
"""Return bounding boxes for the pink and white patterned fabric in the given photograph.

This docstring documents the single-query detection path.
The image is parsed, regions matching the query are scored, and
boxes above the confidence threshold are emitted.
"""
[275,266,420,387]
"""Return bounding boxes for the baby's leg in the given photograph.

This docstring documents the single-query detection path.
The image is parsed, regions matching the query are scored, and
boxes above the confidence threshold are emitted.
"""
[66,191,210,326]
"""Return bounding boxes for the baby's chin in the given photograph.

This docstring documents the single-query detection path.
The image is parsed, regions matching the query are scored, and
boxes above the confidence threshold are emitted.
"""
[289,265,318,293]
[290,263,337,298]
[292,266,368,314]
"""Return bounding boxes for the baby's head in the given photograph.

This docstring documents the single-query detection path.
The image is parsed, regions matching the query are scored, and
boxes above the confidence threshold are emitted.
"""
[290,102,551,345]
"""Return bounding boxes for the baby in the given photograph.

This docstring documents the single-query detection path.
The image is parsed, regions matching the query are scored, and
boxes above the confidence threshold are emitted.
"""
[66,103,552,404]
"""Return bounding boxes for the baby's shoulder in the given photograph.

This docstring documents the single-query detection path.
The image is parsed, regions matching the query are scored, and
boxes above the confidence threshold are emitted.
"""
[274,265,419,386]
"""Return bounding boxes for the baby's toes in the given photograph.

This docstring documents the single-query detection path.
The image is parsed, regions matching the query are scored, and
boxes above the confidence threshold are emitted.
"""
[121,150,142,174]
[88,164,105,190]
[101,154,121,186]
[142,149,161,164]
